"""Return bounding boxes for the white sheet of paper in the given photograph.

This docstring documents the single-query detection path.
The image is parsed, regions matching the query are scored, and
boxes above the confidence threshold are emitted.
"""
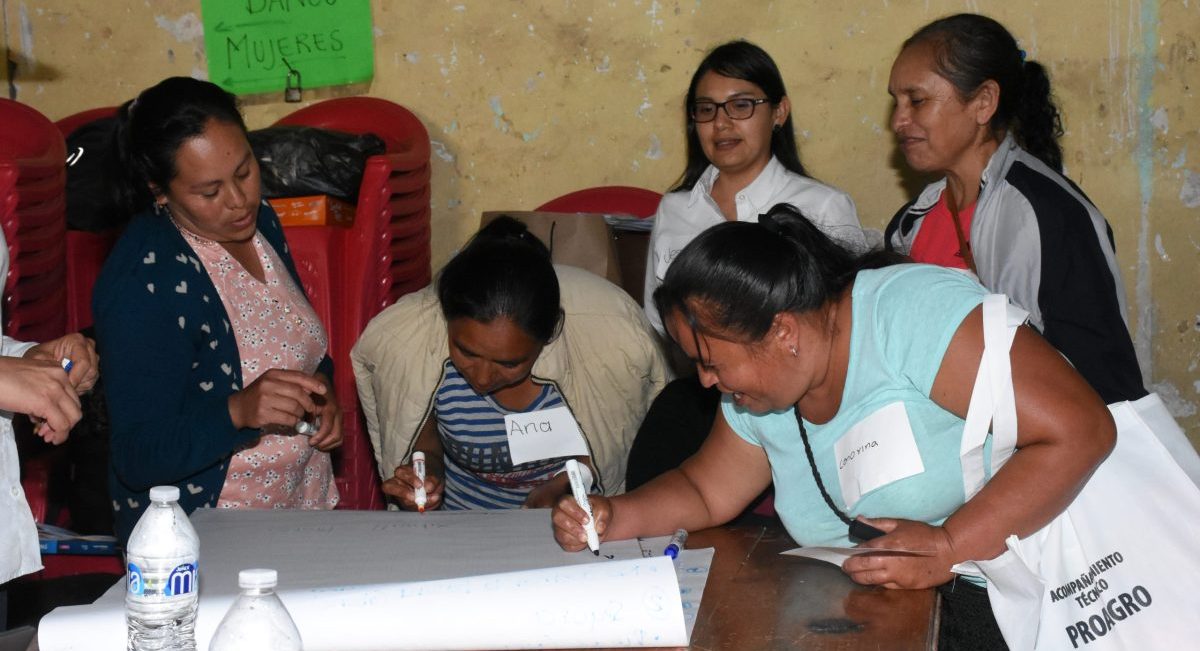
[834,401,925,508]
[783,546,937,566]
[505,404,589,465]
[38,509,714,650]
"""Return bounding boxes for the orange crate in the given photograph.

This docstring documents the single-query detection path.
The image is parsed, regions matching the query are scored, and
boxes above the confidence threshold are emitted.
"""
[269,195,356,227]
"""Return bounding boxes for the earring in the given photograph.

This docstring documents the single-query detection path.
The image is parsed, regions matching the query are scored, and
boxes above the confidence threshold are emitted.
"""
[790,345,798,357]
[154,202,168,217]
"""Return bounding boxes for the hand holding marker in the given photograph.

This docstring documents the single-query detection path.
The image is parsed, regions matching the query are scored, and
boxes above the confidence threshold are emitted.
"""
[565,459,600,556]
[412,451,427,513]
[30,358,74,436]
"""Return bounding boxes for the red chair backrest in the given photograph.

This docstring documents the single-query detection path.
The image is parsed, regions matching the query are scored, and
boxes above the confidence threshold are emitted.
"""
[274,97,433,510]
[536,185,662,218]
[55,106,120,142]
[0,98,68,343]
[56,106,121,333]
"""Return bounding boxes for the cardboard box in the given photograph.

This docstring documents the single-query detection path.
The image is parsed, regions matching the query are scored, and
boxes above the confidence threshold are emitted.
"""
[612,229,649,306]
[269,195,356,227]
[480,211,622,286]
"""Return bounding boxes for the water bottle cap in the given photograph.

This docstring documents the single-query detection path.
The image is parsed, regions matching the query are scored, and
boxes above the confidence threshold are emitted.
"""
[238,568,279,589]
[412,451,425,462]
[149,486,180,502]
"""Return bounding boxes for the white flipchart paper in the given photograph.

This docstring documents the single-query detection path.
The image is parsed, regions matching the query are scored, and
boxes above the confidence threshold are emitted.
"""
[38,508,714,650]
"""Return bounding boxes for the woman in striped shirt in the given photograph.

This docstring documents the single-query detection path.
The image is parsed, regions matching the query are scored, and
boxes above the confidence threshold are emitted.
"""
[384,217,594,510]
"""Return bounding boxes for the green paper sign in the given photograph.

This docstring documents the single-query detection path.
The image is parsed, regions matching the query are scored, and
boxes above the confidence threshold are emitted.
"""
[201,0,374,95]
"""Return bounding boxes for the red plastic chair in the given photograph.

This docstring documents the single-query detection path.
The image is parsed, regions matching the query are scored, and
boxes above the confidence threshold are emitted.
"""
[0,99,68,344]
[274,97,433,510]
[55,106,121,333]
[54,107,120,143]
[536,185,661,218]
[1,100,123,577]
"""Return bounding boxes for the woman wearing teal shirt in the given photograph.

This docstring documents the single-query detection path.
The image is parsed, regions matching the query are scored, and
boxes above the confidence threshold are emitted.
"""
[552,204,1115,647]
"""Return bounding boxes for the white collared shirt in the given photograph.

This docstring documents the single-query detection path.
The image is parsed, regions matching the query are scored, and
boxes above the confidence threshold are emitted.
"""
[643,157,867,333]
[1,228,42,584]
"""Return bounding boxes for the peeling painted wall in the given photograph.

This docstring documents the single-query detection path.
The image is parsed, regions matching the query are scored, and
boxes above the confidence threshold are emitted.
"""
[4,0,1199,441]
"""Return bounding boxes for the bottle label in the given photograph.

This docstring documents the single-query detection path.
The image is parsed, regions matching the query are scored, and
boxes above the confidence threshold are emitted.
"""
[127,561,199,597]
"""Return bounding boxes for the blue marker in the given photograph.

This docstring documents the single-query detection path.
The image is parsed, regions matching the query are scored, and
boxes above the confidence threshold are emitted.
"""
[663,528,688,559]
[60,357,73,373]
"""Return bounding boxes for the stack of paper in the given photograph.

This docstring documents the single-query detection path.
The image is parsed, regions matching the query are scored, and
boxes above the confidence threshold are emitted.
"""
[39,509,713,650]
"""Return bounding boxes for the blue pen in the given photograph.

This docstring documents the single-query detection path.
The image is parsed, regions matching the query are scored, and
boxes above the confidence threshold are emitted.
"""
[663,528,688,559]
[60,357,73,373]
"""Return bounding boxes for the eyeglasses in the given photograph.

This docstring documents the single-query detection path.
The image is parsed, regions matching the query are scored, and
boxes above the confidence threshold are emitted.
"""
[690,98,771,123]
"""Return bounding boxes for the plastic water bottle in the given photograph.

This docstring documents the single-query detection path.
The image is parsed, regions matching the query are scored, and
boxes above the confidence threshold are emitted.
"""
[125,485,200,651]
[208,569,302,651]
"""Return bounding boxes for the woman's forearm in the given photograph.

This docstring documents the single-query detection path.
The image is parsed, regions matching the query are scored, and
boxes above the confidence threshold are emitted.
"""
[943,420,1114,563]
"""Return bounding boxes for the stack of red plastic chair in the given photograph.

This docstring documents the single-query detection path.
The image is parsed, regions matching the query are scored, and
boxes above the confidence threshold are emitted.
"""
[274,97,432,510]
[2,99,123,576]
[0,99,68,344]
[1,98,68,532]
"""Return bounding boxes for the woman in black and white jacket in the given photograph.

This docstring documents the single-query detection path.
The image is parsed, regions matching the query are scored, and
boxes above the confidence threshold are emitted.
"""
[884,13,1145,405]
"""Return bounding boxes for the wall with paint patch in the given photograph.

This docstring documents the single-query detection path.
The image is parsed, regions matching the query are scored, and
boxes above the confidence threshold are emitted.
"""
[3,0,1199,440]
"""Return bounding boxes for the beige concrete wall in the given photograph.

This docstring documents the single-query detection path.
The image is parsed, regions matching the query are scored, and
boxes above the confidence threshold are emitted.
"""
[5,0,1199,438]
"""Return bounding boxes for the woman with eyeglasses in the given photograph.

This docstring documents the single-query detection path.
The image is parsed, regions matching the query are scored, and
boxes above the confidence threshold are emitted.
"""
[627,40,868,492]
[643,40,867,336]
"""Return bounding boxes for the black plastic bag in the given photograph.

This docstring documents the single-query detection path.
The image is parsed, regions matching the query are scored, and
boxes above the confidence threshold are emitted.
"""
[65,117,128,233]
[249,126,385,202]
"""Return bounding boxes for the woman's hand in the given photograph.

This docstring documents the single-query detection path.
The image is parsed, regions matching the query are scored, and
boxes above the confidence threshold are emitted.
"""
[523,471,572,509]
[0,356,81,443]
[228,369,327,432]
[307,372,342,451]
[383,458,444,511]
[25,333,99,394]
[551,493,612,552]
[841,517,957,590]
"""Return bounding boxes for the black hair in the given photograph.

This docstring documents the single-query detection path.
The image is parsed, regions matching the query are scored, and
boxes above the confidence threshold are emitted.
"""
[654,204,904,344]
[115,77,248,215]
[903,13,1064,172]
[672,40,808,192]
[437,216,563,344]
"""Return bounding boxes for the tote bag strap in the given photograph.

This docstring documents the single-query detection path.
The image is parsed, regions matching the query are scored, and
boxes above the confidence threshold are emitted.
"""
[960,294,1028,498]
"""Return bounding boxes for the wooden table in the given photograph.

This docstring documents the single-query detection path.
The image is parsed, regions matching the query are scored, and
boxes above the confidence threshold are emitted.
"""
[637,524,939,650]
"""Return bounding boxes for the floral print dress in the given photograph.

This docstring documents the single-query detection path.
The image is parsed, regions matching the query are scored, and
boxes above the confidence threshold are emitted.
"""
[178,224,339,510]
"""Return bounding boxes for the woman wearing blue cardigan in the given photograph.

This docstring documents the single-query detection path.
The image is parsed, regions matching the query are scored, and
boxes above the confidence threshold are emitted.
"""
[94,78,342,543]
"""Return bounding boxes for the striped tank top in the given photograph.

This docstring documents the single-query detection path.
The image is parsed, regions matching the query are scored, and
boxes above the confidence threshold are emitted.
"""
[435,359,573,509]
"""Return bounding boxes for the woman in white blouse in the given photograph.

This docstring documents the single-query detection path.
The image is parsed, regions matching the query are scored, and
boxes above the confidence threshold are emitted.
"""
[643,40,867,335]
[629,40,867,491]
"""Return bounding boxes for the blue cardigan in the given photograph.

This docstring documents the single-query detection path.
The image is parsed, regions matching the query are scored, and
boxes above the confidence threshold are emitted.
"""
[93,202,333,543]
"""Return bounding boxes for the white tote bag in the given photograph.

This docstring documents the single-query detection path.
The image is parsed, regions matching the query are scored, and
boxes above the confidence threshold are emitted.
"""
[952,295,1200,651]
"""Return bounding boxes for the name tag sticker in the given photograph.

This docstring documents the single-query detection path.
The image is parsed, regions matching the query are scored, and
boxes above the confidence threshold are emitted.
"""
[505,405,589,465]
[834,401,925,509]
